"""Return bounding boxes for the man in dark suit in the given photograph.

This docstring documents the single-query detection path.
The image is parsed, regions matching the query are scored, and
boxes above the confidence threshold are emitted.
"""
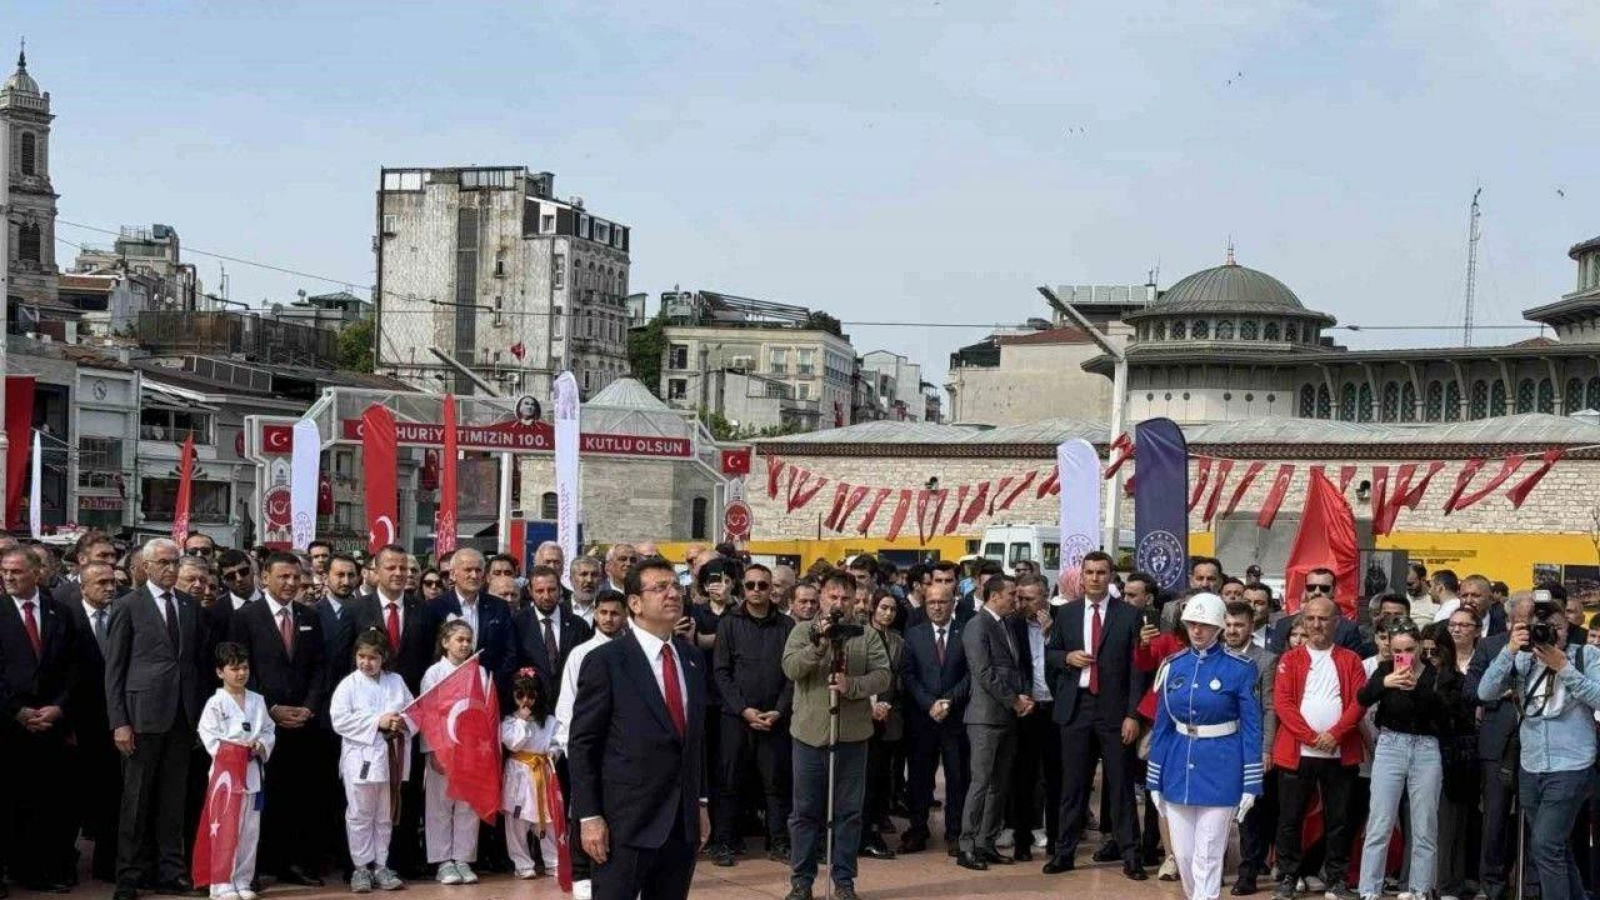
[316,553,364,875]
[60,560,122,884]
[1467,592,1527,900]
[513,565,593,701]
[1007,573,1061,863]
[54,531,121,611]
[1266,570,1375,657]
[0,546,77,891]
[1042,550,1146,880]
[104,538,205,900]
[432,548,518,702]
[956,575,1031,871]
[898,584,970,854]
[570,557,708,900]
[228,552,328,886]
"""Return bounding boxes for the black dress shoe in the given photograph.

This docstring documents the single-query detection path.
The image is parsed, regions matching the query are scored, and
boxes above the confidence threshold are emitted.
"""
[955,852,988,872]
[281,867,324,887]
[1041,857,1075,874]
[1014,845,1033,862]
[1124,863,1148,881]
[113,881,140,900]
[154,878,194,895]
[977,849,1013,865]
[946,845,960,857]
[1232,871,1260,895]
[899,836,927,854]
[859,843,896,861]
[1092,843,1121,863]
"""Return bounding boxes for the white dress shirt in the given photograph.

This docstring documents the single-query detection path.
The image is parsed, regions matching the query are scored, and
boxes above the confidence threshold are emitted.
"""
[632,628,688,714]
[1028,619,1052,702]
[534,607,563,655]
[451,592,481,650]
[376,589,406,633]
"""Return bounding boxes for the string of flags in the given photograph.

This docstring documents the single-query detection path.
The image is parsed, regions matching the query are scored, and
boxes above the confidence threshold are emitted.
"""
[759,439,1568,540]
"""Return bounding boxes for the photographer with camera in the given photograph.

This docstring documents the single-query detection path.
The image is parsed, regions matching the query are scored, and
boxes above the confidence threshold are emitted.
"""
[781,572,892,900]
[1477,585,1600,900]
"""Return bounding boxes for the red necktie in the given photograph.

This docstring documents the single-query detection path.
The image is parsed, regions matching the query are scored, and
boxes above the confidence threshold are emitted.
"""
[660,642,687,737]
[278,607,294,657]
[385,602,401,651]
[935,626,946,665]
[21,600,42,658]
[1089,602,1103,695]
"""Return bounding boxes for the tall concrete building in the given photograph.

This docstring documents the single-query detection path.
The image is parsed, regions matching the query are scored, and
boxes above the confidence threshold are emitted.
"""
[374,166,634,399]
[2,47,59,311]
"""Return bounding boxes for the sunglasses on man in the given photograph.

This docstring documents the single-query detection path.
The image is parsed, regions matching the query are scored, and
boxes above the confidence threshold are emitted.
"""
[1305,583,1334,595]
[743,580,770,591]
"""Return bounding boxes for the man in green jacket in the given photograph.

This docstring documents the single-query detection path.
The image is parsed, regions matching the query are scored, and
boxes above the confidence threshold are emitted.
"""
[781,572,892,900]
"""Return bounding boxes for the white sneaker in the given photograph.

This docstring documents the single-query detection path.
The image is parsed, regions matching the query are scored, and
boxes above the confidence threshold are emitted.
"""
[238,890,258,900]
[996,832,1015,850]
[573,879,594,900]
[213,892,241,900]
[514,868,536,880]
[437,862,463,885]
[1032,828,1049,849]
[454,863,478,884]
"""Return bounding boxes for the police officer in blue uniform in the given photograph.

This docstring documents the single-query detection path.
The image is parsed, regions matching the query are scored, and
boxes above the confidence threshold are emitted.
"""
[1147,593,1263,900]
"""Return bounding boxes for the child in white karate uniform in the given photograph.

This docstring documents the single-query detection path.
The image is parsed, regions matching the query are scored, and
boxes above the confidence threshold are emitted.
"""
[196,642,276,900]
[330,628,414,894]
[501,668,562,879]
[420,620,489,886]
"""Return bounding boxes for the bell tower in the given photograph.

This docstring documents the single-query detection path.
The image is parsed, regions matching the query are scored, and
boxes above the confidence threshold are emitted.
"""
[2,42,60,309]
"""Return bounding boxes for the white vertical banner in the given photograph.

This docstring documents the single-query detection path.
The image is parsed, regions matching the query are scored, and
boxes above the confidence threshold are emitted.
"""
[29,430,42,540]
[553,372,581,583]
[1058,438,1102,579]
[290,418,320,550]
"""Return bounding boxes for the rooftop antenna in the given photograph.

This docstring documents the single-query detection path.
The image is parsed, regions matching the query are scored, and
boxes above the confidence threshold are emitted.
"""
[1462,187,1483,348]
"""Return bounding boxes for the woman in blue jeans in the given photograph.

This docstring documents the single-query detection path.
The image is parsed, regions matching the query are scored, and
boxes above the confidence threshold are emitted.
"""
[1355,619,1445,900]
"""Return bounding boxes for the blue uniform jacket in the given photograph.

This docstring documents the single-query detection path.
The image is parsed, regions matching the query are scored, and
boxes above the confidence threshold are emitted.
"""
[1146,644,1263,807]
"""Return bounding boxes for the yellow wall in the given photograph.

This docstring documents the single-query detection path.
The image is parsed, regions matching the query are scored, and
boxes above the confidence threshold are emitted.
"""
[657,534,975,572]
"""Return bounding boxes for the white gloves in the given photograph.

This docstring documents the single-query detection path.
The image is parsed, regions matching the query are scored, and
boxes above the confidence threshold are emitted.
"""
[1235,793,1256,824]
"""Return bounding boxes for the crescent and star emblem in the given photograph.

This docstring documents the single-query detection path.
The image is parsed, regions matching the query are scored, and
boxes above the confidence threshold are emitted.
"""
[445,697,471,745]
[369,514,396,547]
[208,771,236,837]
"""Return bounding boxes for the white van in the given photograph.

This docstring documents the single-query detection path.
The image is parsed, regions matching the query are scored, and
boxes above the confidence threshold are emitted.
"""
[979,525,1062,583]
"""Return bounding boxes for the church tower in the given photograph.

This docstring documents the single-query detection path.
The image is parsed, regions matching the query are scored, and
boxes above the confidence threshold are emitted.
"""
[2,44,60,309]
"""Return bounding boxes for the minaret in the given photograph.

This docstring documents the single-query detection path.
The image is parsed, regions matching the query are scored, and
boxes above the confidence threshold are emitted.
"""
[2,41,60,309]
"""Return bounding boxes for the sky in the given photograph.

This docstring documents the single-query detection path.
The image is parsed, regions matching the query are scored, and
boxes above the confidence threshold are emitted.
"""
[14,0,1600,390]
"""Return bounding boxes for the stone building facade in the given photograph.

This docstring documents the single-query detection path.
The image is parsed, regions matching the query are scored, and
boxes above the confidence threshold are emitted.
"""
[3,49,59,309]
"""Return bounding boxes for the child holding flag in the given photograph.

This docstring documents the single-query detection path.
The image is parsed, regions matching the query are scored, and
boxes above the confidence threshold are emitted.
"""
[420,621,491,885]
[501,668,565,880]
[330,629,413,893]
[195,642,276,900]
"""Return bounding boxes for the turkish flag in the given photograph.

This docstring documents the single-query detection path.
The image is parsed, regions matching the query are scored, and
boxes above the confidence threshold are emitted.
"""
[543,768,573,891]
[510,342,526,362]
[720,448,751,476]
[362,405,399,555]
[437,395,459,559]
[4,376,34,530]
[1284,468,1359,619]
[172,434,196,546]
[318,472,334,516]
[191,742,251,886]
[406,656,501,822]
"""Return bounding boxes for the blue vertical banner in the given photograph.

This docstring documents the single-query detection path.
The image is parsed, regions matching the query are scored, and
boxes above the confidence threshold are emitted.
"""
[1134,417,1190,594]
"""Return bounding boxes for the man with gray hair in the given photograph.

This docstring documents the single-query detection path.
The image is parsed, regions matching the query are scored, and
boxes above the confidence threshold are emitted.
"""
[771,565,797,612]
[430,546,516,697]
[603,543,638,594]
[534,541,566,577]
[569,555,604,625]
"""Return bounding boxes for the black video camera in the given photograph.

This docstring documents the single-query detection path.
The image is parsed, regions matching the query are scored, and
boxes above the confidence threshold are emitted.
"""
[820,606,865,644]
[1527,589,1563,649]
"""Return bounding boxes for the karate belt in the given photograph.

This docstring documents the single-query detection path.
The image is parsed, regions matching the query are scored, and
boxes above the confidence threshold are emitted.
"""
[511,751,559,834]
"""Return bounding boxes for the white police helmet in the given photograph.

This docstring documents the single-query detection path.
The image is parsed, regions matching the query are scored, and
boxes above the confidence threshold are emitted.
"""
[1181,592,1227,629]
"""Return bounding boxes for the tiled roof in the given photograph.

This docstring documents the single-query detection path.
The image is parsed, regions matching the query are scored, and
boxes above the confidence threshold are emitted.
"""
[996,327,1095,346]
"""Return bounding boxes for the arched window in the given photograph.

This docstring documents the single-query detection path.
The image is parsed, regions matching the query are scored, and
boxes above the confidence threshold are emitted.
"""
[1444,381,1461,421]
[1400,382,1417,422]
[1358,383,1374,422]
[540,491,557,520]
[1154,321,1166,341]
[1588,377,1600,412]
[1339,383,1357,421]
[1425,382,1444,421]
[1240,320,1258,340]
[1171,321,1187,340]
[691,497,708,540]
[1299,385,1317,417]
[17,223,40,263]
[1469,381,1488,419]
[1216,320,1234,340]
[1538,378,1555,414]
[1379,382,1400,421]
[1490,380,1507,416]
[1263,322,1281,341]
[1316,384,1332,419]
[1567,378,1586,415]
[1515,378,1536,414]
[1192,320,1210,339]
[19,132,36,176]
[1286,323,1300,343]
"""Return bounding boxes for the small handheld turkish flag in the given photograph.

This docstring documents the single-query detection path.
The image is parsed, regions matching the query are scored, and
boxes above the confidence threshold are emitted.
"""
[510,342,526,361]
[406,655,501,821]
[192,742,251,886]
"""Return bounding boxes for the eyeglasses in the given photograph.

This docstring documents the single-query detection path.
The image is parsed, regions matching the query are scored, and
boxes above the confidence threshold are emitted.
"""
[188,546,213,557]
[1306,583,1334,594]
[743,581,770,590]
[148,558,178,568]
[222,567,251,580]
[422,578,441,588]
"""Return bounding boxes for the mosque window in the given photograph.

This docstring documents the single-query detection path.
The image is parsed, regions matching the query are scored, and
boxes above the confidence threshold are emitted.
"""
[1538,378,1555,414]
[1515,378,1536,414]
[1299,385,1316,417]
[1154,321,1166,341]
[1444,381,1461,422]
[1171,321,1186,340]
[1400,382,1417,422]
[1470,381,1489,419]
[1240,320,1258,340]
[1358,383,1374,422]
[1192,320,1210,339]
[1380,382,1400,422]
[1316,384,1331,419]
[20,132,37,176]
[1567,378,1586,415]
[1425,382,1444,422]
[1588,377,1600,412]
[1263,322,1280,341]
[1490,380,1507,416]
[1339,383,1357,421]
[691,497,708,540]
[18,223,41,263]
[540,492,558,520]
[1286,323,1299,343]
[1216,320,1234,340]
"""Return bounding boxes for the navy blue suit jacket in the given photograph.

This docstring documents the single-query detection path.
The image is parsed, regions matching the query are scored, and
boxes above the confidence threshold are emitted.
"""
[900,619,971,729]
[569,631,706,850]
[430,591,516,700]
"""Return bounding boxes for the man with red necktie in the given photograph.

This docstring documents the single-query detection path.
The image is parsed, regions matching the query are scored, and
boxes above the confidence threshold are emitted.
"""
[569,557,709,900]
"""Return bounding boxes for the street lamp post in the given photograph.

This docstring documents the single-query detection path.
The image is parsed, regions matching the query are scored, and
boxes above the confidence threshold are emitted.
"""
[1037,286,1126,557]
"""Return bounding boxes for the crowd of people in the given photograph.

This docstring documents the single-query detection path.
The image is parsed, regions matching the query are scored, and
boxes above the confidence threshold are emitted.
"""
[4,528,1600,900]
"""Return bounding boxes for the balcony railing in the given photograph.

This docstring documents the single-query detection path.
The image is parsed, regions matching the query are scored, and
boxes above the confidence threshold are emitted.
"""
[136,310,340,368]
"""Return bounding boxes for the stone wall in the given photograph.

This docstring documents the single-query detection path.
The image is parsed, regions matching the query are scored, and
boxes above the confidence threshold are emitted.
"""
[519,455,718,545]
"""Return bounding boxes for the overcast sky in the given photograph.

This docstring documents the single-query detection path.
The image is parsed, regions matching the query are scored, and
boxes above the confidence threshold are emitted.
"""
[18,0,1600,388]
